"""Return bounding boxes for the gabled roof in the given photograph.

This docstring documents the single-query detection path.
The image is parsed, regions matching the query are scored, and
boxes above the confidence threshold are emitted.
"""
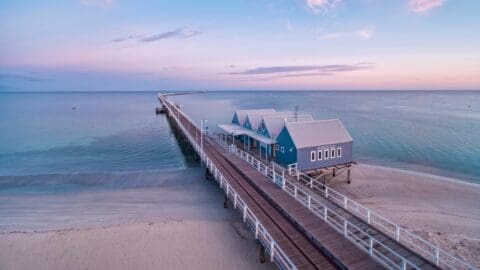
[233,109,276,126]
[217,124,276,144]
[246,111,292,131]
[285,119,353,149]
[263,114,314,139]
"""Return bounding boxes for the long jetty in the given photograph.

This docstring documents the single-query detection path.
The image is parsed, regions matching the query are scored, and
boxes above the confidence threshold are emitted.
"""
[158,93,476,270]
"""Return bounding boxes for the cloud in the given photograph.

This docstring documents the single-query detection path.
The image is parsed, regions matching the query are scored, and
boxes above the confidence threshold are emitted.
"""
[322,25,375,40]
[284,19,294,32]
[141,27,201,42]
[111,35,143,43]
[305,0,341,13]
[111,27,202,44]
[81,0,115,7]
[0,72,48,82]
[409,0,446,13]
[225,63,373,78]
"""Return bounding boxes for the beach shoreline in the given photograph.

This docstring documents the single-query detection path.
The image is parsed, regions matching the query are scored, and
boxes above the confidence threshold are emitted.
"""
[331,163,480,267]
[0,163,479,269]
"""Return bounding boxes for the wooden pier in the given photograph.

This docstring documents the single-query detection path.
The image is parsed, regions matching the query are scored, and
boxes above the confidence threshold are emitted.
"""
[158,93,475,270]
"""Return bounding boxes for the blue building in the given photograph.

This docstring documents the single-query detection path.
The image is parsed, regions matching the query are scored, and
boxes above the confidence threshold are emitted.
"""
[275,119,353,171]
[218,109,353,172]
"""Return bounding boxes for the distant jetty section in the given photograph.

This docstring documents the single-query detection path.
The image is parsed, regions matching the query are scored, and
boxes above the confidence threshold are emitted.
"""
[156,91,205,115]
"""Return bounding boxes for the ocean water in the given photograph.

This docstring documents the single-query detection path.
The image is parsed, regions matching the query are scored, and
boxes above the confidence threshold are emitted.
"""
[0,91,479,231]
[0,92,196,175]
[171,91,480,183]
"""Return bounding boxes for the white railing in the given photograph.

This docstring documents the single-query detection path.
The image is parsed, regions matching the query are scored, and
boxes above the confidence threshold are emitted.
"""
[160,94,477,270]
[291,169,478,270]
[160,95,297,270]
[210,133,478,270]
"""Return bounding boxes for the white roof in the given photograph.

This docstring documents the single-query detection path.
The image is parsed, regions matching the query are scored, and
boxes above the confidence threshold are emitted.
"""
[246,111,292,131]
[217,124,276,144]
[234,109,275,125]
[263,114,314,139]
[285,119,353,149]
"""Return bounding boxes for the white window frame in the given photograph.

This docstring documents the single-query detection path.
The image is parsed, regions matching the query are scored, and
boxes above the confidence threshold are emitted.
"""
[324,149,329,160]
[281,146,285,153]
[331,148,336,158]
[275,144,279,151]
[337,147,342,158]
[317,150,322,160]
[310,151,316,162]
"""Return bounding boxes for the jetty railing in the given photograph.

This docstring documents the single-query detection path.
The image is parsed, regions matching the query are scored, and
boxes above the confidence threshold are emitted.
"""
[211,134,477,270]
[160,96,297,270]
[285,164,478,270]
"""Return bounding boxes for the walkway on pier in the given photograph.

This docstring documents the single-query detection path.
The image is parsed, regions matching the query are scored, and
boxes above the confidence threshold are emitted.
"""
[213,136,438,270]
[158,93,474,270]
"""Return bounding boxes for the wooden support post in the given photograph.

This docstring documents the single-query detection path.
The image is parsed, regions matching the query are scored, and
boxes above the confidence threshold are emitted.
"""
[347,169,351,184]
[259,245,267,263]
[223,195,228,208]
[333,168,336,177]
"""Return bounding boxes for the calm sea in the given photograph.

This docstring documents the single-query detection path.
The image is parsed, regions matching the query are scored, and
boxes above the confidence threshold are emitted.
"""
[0,91,479,231]
[1,91,479,181]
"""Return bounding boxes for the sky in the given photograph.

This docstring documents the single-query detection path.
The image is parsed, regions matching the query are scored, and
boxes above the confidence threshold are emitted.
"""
[0,0,479,91]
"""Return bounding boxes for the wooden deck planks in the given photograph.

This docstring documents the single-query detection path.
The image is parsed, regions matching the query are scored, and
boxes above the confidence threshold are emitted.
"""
[163,100,440,270]
[218,148,383,270]
[200,140,336,269]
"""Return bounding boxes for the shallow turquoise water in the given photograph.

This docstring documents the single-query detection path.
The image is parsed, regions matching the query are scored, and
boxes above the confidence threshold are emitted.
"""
[0,90,479,231]
[172,91,480,183]
[0,92,193,176]
[0,91,479,181]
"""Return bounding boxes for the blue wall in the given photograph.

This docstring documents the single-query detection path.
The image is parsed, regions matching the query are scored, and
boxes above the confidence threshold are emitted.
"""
[232,113,239,125]
[257,120,270,138]
[243,117,253,130]
[296,142,353,171]
[275,127,297,166]
[275,126,353,170]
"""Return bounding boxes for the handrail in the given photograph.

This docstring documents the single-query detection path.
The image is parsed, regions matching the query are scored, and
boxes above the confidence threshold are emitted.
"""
[210,133,478,270]
[159,95,297,270]
[160,93,477,270]
[292,166,477,270]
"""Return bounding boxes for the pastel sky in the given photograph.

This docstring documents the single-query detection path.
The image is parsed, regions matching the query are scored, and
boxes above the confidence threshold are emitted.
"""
[0,0,479,91]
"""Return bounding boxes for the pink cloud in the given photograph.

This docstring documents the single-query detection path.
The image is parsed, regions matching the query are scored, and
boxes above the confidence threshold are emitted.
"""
[409,0,446,13]
[305,0,341,13]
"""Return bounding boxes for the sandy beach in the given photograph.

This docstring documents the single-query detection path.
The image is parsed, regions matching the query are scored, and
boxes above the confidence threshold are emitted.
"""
[332,164,480,267]
[0,219,273,270]
[0,165,479,269]
[0,168,275,270]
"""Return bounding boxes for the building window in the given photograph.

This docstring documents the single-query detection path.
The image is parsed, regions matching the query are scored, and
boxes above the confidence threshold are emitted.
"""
[337,147,342,158]
[275,145,279,150]
[331,148,336,158]
[310,151,316,162]
[324,149,329,159]
[317,150,322,160]
[281,146,285,153]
